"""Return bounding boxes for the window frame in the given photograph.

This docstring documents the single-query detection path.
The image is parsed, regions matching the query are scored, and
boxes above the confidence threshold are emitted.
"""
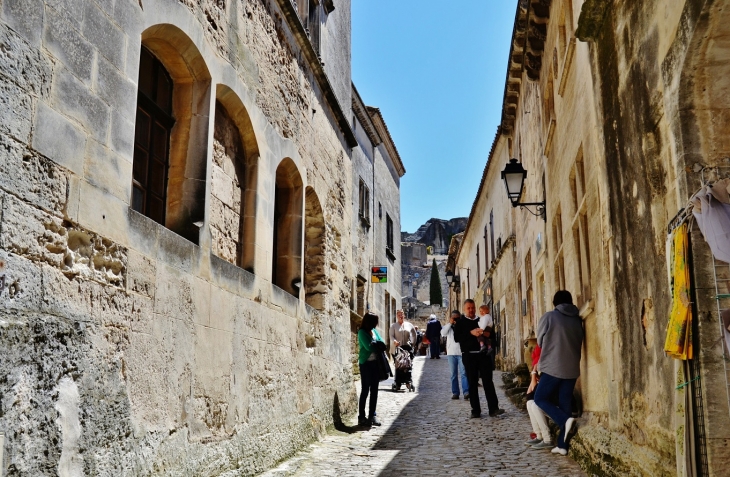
[358,178,371,227]
[132,47,176,225]
[386,213,396,261]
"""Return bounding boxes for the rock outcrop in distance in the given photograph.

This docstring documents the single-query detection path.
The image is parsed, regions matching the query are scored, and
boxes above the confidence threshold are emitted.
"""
[401,218,467,254]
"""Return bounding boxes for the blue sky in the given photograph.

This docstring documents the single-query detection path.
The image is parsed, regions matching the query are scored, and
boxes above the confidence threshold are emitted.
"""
[352,1,517,233]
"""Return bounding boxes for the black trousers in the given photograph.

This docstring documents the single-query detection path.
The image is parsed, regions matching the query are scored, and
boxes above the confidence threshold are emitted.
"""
[359,360,379,419]
[462,352,499,415]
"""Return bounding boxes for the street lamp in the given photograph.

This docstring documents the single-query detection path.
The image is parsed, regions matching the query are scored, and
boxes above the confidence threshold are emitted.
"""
[501,158,546,221]
[446,270,454,285]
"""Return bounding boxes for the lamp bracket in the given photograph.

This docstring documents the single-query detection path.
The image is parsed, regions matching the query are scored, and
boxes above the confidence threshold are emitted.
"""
[511,201,546,221]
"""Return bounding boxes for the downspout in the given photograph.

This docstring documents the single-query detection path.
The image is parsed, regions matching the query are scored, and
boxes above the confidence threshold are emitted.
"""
[371,139,377,312]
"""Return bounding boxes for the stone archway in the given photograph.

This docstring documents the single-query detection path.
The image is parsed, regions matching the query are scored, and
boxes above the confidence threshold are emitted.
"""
[272,158,303,296]
[140,24,212,243]
[212,86,260,273]
[304,187,326,310]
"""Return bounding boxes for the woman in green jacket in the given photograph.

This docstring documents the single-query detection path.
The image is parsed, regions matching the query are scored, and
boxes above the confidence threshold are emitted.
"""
[358,312,385,426]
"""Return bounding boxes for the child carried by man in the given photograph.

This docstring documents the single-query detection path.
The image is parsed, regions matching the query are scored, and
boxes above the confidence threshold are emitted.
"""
[477,305,494,354]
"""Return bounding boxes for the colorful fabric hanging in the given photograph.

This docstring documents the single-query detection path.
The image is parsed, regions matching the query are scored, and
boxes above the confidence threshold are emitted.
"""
[691,178,730,263]
[664,223,693,360]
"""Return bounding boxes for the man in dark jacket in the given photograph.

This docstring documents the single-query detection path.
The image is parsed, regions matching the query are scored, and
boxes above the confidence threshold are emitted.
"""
[533,290,584,456]
[453,299,504,418]
[425,314,442,359]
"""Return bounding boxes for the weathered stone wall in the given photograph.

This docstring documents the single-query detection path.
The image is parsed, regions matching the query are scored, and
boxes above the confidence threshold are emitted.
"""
[0,0,361,474]
[457,0,730,475]
[575,0,730,474]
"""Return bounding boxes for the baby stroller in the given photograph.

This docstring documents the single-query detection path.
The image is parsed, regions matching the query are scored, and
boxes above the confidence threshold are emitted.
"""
[392,343,415,392]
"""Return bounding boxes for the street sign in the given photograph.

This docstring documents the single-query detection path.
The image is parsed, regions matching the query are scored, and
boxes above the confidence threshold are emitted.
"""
[371,266,387,283]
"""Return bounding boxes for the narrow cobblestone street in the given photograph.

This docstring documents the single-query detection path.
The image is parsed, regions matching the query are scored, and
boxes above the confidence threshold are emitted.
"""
[259,356,586,476]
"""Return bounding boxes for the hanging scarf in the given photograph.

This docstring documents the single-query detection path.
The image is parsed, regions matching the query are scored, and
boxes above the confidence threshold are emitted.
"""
[664,224,693,360]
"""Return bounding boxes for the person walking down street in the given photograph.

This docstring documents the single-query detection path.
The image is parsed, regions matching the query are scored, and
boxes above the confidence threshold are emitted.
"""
[533,290,584,456]
[357,312,386,427]
[389,309,417,356]
[453,299,505,418]
[441,309,469,400]
[426,314,442,359]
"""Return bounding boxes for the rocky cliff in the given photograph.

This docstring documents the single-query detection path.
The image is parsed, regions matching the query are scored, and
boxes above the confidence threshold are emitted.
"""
[401,217,467,254]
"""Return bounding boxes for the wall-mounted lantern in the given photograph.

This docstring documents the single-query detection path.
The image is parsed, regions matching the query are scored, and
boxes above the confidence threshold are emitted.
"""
[501,158,546,222]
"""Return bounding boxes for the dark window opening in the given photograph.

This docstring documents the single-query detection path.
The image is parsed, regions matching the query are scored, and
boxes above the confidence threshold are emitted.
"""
[484,225,489,274]
[476,245,481,281]
[489,210,496,266]
[308,0,321,57]
[386,213,395,261]
[132,46,175,225]
[358,179,370,227]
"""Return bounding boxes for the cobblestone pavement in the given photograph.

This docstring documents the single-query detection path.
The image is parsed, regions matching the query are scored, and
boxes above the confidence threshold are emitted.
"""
[258,356,587,477]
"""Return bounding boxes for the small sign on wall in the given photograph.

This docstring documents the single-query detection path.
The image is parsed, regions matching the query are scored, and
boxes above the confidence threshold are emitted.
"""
[371,266,388,283]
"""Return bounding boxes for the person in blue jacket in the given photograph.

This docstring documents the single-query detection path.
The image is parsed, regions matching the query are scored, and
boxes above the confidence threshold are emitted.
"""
[358,312,385,427]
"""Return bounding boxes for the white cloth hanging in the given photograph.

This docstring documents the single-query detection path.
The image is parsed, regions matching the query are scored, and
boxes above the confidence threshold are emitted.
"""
[691,178,730,263]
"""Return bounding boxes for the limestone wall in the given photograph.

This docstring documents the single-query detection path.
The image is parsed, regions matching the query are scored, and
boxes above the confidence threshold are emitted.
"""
[0,0,360,474]
[457,0,730,475]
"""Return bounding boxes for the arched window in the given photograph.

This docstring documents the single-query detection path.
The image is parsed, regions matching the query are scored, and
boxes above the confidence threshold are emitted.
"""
[273,158,303,296]
[214,85,260,273]
[132,25,212,243]
[132,46,174,225]
[304,187,325,310]
[210,101,245,265]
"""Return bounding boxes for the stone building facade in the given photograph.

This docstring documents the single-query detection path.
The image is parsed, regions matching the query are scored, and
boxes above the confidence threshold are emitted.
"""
[0,0,403,474]
[349,86,405,337]
[452,0,730,476]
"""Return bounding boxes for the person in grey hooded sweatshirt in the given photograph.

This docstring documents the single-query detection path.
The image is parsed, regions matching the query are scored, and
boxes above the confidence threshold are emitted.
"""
[533,290,584,456]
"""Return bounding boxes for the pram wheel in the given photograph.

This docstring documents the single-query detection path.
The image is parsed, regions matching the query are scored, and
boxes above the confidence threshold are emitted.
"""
[391,383,398,392]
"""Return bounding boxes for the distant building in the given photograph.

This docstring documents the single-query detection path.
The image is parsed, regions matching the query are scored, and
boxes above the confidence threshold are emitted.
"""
[350,86,406,336]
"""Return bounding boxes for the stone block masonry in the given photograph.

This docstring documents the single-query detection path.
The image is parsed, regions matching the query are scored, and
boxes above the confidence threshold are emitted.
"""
[0,0,364,475]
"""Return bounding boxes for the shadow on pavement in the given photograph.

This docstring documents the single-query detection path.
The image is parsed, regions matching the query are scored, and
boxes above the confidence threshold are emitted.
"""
[332,391,363,434]
[364,356,586,477]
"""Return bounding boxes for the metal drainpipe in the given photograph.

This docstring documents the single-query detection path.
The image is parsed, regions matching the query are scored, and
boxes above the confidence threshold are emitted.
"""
[367,139,378,313]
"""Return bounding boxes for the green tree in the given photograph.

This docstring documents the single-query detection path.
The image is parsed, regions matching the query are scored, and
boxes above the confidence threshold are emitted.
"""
[429,258,443,306]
